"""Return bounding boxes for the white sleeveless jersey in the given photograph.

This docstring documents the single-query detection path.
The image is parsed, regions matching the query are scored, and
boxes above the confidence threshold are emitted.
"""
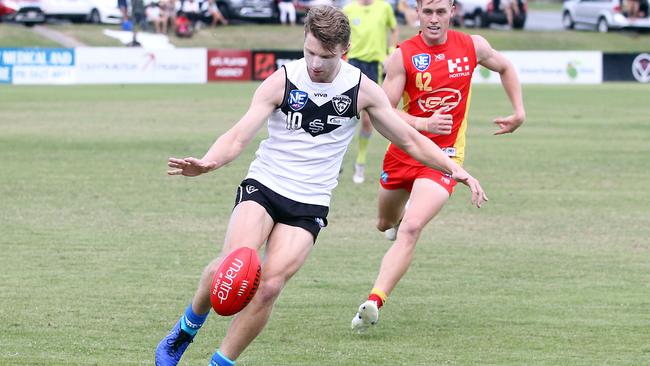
[246,58,362,207]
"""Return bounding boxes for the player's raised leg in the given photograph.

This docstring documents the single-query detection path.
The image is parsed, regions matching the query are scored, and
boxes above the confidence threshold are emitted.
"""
[212,223,315,364]
[352,178,450,332]
[155,201,274,366]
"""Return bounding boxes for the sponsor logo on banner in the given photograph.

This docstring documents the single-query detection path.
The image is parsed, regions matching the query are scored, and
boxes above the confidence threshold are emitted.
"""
[254,53,276,80]
[0,48,75,84]
[631,53,650,83]
[288,90,309,111]
[76,48,206,84]
[412,53,430,71]
[208,49,251,81]
[332,95,352,115]
[416,88,462,112]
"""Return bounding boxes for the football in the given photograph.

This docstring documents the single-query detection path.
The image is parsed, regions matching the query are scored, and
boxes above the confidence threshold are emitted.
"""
[210,247,261,316]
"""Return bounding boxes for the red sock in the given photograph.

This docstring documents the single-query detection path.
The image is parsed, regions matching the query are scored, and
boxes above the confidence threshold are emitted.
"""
[368,294,383,309]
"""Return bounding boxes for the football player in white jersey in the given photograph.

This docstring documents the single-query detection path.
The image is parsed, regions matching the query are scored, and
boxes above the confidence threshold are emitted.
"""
[156,5,487,366]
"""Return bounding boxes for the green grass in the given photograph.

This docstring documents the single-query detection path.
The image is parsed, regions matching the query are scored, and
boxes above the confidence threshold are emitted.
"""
[0,23,60,47]
[1,83,649,365]
[4,22,650,51]
[527,0,564,12]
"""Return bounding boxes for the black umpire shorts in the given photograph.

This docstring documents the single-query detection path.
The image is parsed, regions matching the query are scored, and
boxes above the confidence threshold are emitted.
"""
[234,179,329,241]
[348,58,381,83]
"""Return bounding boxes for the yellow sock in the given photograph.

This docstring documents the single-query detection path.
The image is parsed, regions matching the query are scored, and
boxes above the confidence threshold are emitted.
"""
[356,131,371,165]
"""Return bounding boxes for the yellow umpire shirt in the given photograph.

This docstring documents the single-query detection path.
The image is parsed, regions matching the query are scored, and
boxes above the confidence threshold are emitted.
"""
[344,0,398,63]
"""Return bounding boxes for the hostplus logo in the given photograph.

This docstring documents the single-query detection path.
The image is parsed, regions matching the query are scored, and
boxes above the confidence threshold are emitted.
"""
[447,56,471,78]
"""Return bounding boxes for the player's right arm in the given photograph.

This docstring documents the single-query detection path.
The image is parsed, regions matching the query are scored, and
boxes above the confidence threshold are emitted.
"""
[168,69,285,177]
[382,48,453,135]
[360,75,487,207]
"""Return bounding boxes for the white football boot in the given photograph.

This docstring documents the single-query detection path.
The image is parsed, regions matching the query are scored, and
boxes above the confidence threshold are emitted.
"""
[352,163,365,184]
[384,221,401,241]
[351,300,379,333]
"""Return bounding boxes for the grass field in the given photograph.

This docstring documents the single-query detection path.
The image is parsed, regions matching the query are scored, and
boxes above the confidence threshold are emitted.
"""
[2,21,650,51]
[1,83,649,365]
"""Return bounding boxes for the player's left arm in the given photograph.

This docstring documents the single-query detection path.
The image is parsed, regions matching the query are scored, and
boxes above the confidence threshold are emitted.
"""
[359,75,488,207]
[472,34,526,135]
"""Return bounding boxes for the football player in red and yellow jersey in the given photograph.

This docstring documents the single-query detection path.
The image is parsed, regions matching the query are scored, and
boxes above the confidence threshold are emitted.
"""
[352,0,525,333]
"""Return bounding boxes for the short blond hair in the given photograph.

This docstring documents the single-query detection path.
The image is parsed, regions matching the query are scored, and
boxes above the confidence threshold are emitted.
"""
[304,5,350,53]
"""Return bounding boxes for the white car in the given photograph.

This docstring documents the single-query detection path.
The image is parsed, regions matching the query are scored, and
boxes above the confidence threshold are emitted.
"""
[40,0,122,23]
[562,0,650,32]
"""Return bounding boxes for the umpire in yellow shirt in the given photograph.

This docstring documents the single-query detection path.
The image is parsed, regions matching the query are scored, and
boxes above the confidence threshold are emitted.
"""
[344,0,398,184]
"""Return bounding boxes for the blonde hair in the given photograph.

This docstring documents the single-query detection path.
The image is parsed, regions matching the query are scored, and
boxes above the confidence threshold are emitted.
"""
[304,5,350,53]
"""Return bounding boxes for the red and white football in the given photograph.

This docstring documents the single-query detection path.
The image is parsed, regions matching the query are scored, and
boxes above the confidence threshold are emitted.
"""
[210,247,261,316]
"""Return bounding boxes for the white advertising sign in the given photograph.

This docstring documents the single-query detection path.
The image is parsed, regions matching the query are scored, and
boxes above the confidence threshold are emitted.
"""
[76,48,206,84]
[472,51,603,84]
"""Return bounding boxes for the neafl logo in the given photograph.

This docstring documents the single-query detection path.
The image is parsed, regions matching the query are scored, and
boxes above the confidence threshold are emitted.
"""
[416,88,462,112]
[212,257,244,304]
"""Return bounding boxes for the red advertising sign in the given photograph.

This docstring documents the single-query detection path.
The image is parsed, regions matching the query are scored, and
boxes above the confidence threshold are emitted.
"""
[207,49,251,81]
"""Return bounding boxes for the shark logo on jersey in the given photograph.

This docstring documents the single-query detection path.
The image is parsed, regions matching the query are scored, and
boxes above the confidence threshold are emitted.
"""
[412,53,431,72]
[332,95,352,115]
[288,90,309,111]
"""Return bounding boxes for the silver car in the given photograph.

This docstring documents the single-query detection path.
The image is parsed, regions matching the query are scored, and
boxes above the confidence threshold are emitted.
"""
[562,0,650,32]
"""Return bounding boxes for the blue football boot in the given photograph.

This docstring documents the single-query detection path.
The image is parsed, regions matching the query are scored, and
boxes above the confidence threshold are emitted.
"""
[155,318,194,366]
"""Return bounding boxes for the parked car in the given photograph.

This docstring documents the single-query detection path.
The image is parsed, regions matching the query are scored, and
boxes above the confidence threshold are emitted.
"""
[87,0,123,24]
[6,0,46,25]
[562,0,650,32]
[456,0,527,29]
[0,0,17,20]
[214,0,277,22]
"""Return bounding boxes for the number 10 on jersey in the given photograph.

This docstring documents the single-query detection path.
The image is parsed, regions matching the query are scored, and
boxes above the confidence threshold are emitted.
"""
[286,111,303,130]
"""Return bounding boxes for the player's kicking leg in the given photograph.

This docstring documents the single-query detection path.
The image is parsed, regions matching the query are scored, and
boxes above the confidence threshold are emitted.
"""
[155,201,274,366]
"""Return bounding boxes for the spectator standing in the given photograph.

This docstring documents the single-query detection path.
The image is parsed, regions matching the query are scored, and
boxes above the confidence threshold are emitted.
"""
[278,0,298,25]
[343,0,398,184]
[206,0,229,26]
[159,0,176,34]
[132,0,147,30]
[146,2,165,33]
[500,0,520,29]
[118,0,129,24]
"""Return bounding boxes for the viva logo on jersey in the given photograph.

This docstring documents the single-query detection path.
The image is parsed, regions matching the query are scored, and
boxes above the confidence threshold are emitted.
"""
[412,53,431,72]
[288,90,309,111]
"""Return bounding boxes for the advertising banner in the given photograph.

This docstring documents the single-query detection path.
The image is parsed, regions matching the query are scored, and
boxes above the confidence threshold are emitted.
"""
[603,53,650,83]
[472,51,603,84]
[207,49,251,81]
[76,48,206,84]
[0,48,75,84]
[251,50,303,81]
